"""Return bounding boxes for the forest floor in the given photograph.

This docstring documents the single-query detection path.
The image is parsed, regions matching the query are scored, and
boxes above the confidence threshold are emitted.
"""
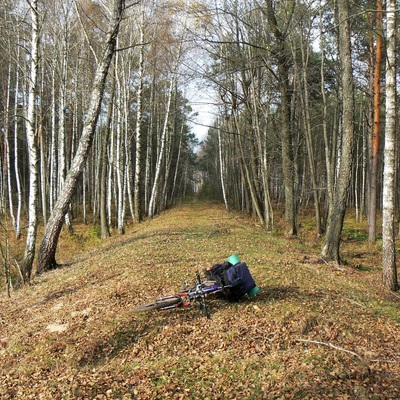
[1,199,400,399]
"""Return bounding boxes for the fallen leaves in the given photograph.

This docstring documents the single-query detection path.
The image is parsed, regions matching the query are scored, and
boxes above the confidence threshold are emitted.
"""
[1,202,400,399]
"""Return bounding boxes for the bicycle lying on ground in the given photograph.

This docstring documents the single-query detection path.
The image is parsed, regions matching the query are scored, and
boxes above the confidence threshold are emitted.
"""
[132,272,226,318]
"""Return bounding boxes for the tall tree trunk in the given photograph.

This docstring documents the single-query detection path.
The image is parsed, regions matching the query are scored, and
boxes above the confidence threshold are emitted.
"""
[297,28,322,235]
[37,0,125,274]
[232,109,265,226]
[100,71,115,239]
[148,73,175,218]
[382,0,398,291]
[4,62,17,233]
[115,49,125,234]
[13,41,22,239]
[251,76,273,232]
[321,0,355,263]
[368,0,383,244]
[279,65,297,236]
[144,76,155,215]
[134,11,144,223]
[58,17,73,234]
[321,58,333,225]
[265,0,297,236]
[39,61,47,226]
[20,0,40,282]
[217,123,229,211]
[170,126,183,204]
[49,68,57,211]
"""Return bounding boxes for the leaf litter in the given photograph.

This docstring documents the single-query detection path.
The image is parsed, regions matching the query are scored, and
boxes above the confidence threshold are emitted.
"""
[1,201,400,399]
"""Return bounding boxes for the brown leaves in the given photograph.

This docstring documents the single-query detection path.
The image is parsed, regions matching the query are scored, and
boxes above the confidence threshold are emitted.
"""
[1,202,400,398]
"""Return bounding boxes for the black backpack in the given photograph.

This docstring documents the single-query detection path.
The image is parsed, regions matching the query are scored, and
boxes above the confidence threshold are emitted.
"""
[205,261,256,302]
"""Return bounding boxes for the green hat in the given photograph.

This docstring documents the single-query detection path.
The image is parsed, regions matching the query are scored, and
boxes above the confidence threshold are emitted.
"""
[226,254,240,265]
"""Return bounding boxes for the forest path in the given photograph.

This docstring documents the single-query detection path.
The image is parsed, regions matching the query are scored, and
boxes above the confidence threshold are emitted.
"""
[1,200,400,399]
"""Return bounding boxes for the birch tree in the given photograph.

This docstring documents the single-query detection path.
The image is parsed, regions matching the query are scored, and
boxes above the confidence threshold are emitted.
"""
[382,0,398,291]
[13,35,22,239]
[217,121,228,211]
[37,0,126,274]
[57,0,74,233]
[99,72,115,239]
[20,0,40,282]
[3,61,16,234]
[148,71,176,218]
[133,6,145,223]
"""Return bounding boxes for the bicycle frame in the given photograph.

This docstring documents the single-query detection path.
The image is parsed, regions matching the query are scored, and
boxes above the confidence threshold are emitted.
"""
[158,273,223,317]
[132,272,229,318]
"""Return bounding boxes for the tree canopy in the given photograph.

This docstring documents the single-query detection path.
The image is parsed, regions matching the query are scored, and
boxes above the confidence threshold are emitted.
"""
[0,0,398,289]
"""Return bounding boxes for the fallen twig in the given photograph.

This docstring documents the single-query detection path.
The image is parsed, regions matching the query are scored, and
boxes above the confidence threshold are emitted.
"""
[371,359,398,364]
[388,291,400,301]
[346,298,367,308]
[295,338,371,374]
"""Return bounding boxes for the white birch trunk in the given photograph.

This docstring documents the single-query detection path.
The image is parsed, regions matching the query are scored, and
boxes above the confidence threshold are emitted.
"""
[144,79,155,215]
[108,120,115,230]
[58,19,73,233]
[13,43,22,239]
[115,48,125,234]
[122,65,131,224]
[50,68,57,211]
[21,0,40,281]
[107,154,113,231]
[217,121,228,211]
[148,74,175,218]
[134,14,144,223]
[382,0,398,291]
[83,164,87,224]
[5,63,17,232]
[37,0,125,273]
[39,60,47,225]
[161,124,172,210]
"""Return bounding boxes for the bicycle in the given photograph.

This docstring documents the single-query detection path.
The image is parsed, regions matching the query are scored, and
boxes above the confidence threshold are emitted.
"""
[132,272,226,318]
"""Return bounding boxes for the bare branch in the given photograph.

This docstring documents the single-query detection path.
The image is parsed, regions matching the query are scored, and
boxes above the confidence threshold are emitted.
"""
[295,338,371,374]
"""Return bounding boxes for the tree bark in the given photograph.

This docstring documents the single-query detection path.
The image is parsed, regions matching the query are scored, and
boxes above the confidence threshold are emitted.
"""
[264,0,297,236]
[100,71,115,239]
[115,48,126,234]
[148,73,175,218]
[134,11,144,223]
[382,0,398,291]
[321,0,355,263]
[297,27,322,235]
[368,0,383,244]
[37,0,125,274]
[58,13,73,233]
[217,124,229,211]
[20,0,40,282]
[13,39,22,239]
[4,62,16,234]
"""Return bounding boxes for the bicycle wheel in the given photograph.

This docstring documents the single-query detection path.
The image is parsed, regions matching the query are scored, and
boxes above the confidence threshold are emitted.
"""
[132,296,182,313]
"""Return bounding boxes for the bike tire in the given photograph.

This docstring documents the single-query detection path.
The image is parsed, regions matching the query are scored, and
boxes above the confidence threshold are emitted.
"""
[132,296,182,313]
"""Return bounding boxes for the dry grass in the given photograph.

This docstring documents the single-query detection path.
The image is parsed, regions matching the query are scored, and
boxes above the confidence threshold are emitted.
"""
[1,200,400,399]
